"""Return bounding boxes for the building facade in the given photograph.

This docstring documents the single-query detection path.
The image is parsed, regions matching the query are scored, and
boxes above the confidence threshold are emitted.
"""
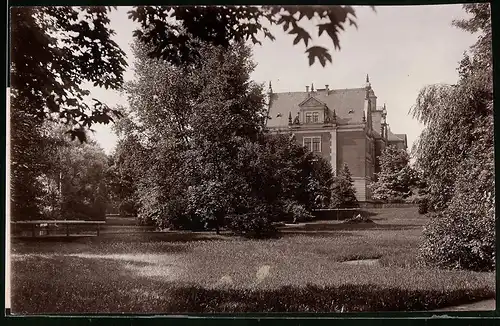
[265,76,407,202]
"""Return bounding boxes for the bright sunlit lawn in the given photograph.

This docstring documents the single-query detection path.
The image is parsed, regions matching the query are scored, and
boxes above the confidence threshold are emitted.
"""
[10,207,495,314]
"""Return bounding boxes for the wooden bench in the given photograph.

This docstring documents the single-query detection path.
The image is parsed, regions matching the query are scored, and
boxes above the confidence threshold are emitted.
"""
[11,220,106,237]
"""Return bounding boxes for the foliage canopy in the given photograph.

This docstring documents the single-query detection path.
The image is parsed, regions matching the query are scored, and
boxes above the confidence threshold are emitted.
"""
[10,6,127,142]
[413,3,494,271]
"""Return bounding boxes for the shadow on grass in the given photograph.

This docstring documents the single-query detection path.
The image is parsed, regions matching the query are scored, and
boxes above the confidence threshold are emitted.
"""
[164,284,495,313]
[10,248,496,314]
[11,270,495,314]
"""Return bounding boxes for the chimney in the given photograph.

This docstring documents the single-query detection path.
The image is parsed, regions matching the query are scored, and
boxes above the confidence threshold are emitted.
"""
[306,85,309,93]
[325,84,329,92]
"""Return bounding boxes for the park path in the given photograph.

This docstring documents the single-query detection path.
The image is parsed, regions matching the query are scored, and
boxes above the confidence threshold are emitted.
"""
[433,299,495,311]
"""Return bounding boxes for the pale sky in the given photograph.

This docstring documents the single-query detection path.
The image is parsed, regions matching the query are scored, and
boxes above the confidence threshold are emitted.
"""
[88,5,479,155]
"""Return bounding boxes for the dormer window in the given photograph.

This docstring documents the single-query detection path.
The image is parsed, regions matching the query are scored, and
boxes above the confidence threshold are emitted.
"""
[305,111,320,123]
[305,112,312,123]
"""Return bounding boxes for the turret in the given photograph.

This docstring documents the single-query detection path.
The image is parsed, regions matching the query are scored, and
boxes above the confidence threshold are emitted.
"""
[381,103,388,139]
[363,74,373,129]
[265,80,274,126]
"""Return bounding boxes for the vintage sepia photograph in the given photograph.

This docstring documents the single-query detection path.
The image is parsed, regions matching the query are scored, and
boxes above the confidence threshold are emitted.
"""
[6,3,494,314]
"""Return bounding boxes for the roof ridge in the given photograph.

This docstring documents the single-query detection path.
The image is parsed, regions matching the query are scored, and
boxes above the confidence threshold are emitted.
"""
[273,87,366,95]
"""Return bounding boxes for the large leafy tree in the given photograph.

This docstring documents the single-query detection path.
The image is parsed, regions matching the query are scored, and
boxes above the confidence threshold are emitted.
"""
[13,121,110,221]
[253,134,333,211]
[129,5,370,67]
[234,133,333,225]
[10,6,127,140]
[412,4,494,271]
[120,40,267,230]
[411,3,492,211]
[119,37,333,235]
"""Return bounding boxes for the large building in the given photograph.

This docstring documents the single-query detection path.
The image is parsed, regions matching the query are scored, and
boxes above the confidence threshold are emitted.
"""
[265,76,407,202]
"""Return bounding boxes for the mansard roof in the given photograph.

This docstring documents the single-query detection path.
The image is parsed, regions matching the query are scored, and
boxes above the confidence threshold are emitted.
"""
[266,88,367,128]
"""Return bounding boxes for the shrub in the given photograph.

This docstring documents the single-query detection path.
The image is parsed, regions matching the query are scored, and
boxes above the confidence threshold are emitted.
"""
[420,129,494,272]
[281,200,314,223]
[419,202,495,272]
[227,205,277,238]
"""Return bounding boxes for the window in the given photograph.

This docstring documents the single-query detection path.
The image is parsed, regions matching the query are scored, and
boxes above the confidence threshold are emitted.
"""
[305,112,312,123]
[305,111,320,123]
[312,112,319,123]
[312,138,321,152]
[304,137,312,150]
[304,136,321,152]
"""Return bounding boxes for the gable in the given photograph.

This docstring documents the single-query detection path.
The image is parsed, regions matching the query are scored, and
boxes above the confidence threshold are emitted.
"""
[299,96,326,108]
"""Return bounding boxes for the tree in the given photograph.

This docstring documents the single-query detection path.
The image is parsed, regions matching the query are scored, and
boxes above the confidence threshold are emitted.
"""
[174,42,268,234]
[412,4,494,271]
[129,5,374,67]
[236,133,333,224]
[12,120,110,221]
[10,6,127,141]
[58,141,109,220]
[10,6,127,220]
[105,139,141,217]
[370,145,418,202]
[410,3,492,211]
[119,37,333,236]
[331,163,358,208]
[120,39,268,232]
[39,125,110,221]
[10,107,55,221]
[311,156,335,208]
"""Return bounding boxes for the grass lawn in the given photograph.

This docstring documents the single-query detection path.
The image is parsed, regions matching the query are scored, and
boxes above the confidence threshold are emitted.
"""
[9,207,495,314]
